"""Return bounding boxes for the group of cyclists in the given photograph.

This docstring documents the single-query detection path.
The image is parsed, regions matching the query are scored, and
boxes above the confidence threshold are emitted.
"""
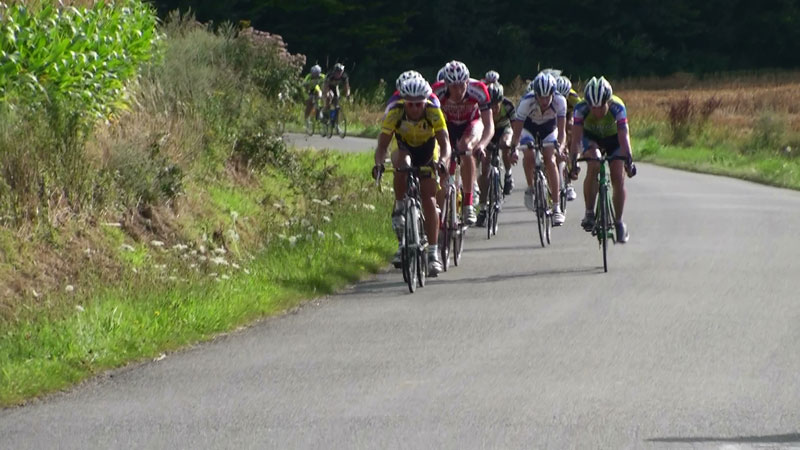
[304,60,636,277]
[302,62,351,127]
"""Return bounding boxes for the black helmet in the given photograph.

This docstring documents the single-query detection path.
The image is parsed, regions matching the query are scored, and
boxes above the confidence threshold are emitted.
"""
[487,82,504,104]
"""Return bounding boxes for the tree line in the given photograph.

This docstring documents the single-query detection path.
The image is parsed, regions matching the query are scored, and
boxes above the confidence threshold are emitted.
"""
[149,0,800,87]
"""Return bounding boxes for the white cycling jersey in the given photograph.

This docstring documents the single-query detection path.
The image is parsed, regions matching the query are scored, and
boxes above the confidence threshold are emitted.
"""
[514,93,567,147]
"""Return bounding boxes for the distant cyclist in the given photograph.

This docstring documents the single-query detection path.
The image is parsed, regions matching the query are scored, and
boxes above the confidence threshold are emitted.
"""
[570,76,635,243]
[373,76,451,275]
[322,63,351,117]
[431,60,494,225]
[510,72,567,226]
[482,70,500,85]
[476,82,516,227]
[303,64,325,124]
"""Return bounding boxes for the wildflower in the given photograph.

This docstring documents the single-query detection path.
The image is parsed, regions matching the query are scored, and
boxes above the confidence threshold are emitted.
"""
[243,268,251,275]
[334,232,343,241]
[301,218,311,227]
[210,256,229,266]
[329,194,341,202]
[230,210,239,222]
[75,304,84,312]
[65,285,75,293]
[221,274,230,280]
[150,240,165,247]
[317,230,325,238]
[322,216,331,223]
[288,236,298,246]
[120,244,135,252]
[172,244,188,252]
[213,247,227,255]
[232,263,241,270]
[225,229,240,242]
[362,203,376,211]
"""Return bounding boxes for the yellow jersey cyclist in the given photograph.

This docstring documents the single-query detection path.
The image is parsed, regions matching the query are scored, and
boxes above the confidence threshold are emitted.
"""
[373,76,451,276]
[322,63,351,118]
[476,81,516,227]
[510,72,567,226]
[555,75,579,202]
[303,64,325,124]
[570,76,636,243]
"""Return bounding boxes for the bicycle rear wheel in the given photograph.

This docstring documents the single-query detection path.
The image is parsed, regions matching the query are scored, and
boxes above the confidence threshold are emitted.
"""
[492,169,502,236]
[336,108,347,138]
[486,171,496,240]
[417,215,427,288]
[534,173,546,248]
[404,200,418,292]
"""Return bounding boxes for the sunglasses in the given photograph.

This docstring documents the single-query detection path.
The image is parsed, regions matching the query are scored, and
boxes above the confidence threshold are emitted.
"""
[405,100,426,107]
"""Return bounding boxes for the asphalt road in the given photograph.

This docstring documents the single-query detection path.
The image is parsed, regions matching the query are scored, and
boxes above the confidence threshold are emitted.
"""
[3,134,800,449]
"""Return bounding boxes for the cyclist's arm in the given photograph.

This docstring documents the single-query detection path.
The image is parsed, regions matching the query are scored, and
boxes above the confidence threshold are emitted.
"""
[617,122,632,160]
[375,132,393,167]
[557,116,566,153]
[435,129,451,164]
[570,123,584,159]
[509,119,524,149]
[478,108,494,150]
[344,77,351,98]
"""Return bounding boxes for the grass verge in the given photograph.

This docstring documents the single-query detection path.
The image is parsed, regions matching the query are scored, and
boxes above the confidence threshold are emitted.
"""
[637,136,800,190]
[0,151,395,407]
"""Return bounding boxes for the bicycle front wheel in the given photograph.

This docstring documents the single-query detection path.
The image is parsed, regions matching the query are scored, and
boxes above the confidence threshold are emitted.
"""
[404,200,418,293]
[598,185,610,273]
[453,188,464,266]
[417,213,427,288]
[534,174,546,248]
[440,186,453,271]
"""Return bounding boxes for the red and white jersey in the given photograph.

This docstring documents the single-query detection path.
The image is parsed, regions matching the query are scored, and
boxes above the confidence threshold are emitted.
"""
[432,79,491,125]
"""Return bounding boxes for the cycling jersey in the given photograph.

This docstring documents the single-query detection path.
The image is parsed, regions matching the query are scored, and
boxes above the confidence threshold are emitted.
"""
[384,91,441,114]
[431,79,491,125]
[566,89,581,116]
[303,73,325,94]
[573,95,627,141]
[381,100,446,167]
[381,100,446,148]
[493,97,516,130]
[515,92,566,133]
[325,71,349,88]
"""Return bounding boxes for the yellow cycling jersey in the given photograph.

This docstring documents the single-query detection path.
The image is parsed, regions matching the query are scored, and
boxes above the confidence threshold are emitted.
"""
[381,101,447,148]
[566,89,581,115]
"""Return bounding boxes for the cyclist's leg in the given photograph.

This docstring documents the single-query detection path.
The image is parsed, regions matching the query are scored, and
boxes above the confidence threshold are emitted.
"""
[519,128,536,188]
[607,146,627,223]
[541,129,561,210]
[411,140,442,271]
[390,148,410,204]
[304,93,314,119]
[460,118,483,223]
[582,138,602,213]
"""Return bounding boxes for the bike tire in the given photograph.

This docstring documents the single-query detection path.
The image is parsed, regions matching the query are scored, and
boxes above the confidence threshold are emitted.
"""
[404,200,418,293]
[453,188,464,266]
[599,185,609,273]
[441,187,453,272]
[337,109,347,138]
[535,174,546,248]
[486,174,495,240]
[545,187,552,245]
[417,214,427,288]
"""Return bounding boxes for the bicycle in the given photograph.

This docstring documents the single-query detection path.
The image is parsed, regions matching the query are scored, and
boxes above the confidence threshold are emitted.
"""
[376,163,430,293]
[518,138,552,248]
[576,154,635,272]
[304,96,324,136]
[484,143,503,239]
[324,95,348,139]
[440,151,467,270]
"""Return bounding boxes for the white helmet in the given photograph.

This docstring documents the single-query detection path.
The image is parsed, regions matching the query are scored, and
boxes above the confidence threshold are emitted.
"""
[333,63,345,72]
[484,70,500,84]
[310,65,322,76]
[443,60,470,84]
[555,76,572,96]
[584,76,613,107]
[530,72,556,97]
[400,77,432,99]
[395,70,423,91]
[436,66,447,82]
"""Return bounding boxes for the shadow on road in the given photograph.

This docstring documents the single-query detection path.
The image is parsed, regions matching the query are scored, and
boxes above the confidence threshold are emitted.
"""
[646,433,800,444]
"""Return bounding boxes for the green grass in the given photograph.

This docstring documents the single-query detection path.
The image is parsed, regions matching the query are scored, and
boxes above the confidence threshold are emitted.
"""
[637,135,800,189]
[0,151,395,407]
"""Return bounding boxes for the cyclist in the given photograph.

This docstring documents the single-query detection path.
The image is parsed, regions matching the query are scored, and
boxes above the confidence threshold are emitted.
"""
[303,65,325,124]
[431,60,494,225]
[570,76,634,243]
[476,82,516,227]
[322,63,351,118]
[555,75,580,201]
[482,70,500,85]
[510,72,567,226]
[384,70,440,113]
[373,77,451,275]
